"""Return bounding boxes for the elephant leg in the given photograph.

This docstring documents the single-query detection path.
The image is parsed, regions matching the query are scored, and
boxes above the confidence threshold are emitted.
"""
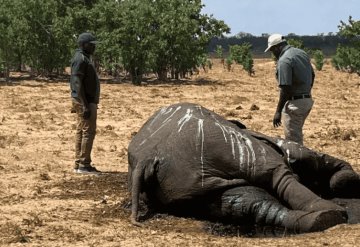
[273,167,347,214]
[208,186,347,233]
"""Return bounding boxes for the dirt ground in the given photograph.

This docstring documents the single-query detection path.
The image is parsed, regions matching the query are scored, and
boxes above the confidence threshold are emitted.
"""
[0,59,359,246]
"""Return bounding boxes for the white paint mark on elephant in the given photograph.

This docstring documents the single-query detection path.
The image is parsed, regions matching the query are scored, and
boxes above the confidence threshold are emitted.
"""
[286,149,291,164]
[197,119,205,187]
[229,132,236,159]
[149,106,168,127]
[276,139,284,147]
[162,106,181,124]
[178,108,193,132]
[232,130,255,174]
[285,142,297,164]
[196,105,204,116]
[215,122,228,143]
[236,134,245,167]
[244,137,256,164]
[140,106,182,145]
[215,124,256,175]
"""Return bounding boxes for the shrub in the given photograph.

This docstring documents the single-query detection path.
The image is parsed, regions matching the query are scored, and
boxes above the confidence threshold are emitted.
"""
[313,50,324,71]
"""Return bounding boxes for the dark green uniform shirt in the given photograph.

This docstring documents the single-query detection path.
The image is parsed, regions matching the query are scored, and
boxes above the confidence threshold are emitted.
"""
[70,49,100,104]
[276,45,314,96]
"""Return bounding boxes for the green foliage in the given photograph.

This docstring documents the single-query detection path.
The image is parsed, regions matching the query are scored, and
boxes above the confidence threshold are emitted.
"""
[215,45,223,59]
[229,43,254,75]
[287,38,314,55]
[332,16,360,75]
[332,45,360,74]
[287,38,304,49]
[242,53,254,76]
[313,50,324,71]
[313,50,324,69]
[338,16,360,39]
[0,0,229,82]
[225,56,233,72]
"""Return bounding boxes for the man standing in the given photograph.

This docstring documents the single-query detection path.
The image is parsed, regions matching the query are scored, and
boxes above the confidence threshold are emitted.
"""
[70,32,101,174]
[265,34,315,145]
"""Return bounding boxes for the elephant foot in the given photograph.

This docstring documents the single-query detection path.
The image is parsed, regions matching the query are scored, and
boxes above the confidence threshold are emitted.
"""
[283,210,348,233]
[301,198,346,214]
[330,170,360,198]
[279,176,347,213]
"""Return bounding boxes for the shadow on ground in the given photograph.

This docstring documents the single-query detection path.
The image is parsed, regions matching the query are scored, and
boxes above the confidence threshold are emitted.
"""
[44,172,360,238]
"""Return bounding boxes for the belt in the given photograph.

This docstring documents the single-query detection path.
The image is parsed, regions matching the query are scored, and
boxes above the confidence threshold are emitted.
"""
[290,94,311,100]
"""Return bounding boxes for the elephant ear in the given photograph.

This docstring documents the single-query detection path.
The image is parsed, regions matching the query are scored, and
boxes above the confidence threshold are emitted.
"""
[228,119,247,129]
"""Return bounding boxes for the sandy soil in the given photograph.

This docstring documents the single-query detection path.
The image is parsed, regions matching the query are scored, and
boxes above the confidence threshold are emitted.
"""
[0,59,359,246]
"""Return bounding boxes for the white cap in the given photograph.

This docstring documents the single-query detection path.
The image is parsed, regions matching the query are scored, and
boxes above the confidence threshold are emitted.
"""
[264,34,286,52]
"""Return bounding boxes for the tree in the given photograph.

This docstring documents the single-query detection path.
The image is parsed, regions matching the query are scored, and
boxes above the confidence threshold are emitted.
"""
[0,0,230,82]
[332,16,360,75]
[150,0,229,80]
[0,0,30,76]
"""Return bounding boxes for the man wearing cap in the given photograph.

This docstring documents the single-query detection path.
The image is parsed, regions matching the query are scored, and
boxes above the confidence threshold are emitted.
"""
[70,32,101,174]
[265,34,315,145]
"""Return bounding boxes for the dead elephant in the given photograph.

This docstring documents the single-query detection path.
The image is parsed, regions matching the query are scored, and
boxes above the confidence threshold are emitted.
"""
[128,102,360,233]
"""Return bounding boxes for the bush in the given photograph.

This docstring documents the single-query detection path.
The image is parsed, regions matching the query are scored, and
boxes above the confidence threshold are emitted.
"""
[313,50,324,71]
[332,45,360,74]
[225,56,233,72]
[332,16,360,76]
[229,43,254,75]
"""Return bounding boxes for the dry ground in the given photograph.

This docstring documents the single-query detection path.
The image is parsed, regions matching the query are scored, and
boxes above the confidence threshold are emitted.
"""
[0,59,359,246]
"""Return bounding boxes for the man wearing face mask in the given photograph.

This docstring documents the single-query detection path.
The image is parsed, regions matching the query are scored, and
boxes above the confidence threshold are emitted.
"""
[265,34,315,145]
[70,32,101,174]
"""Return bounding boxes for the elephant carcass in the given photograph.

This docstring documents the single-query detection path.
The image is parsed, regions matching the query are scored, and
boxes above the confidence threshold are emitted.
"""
[128,102,360,233]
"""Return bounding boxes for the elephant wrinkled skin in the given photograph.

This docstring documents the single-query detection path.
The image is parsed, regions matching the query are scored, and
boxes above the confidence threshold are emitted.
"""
[128,102,360,233]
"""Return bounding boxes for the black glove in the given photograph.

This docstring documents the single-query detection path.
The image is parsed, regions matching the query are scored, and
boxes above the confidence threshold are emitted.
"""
[83,108,91,120]
[273,112,282,128]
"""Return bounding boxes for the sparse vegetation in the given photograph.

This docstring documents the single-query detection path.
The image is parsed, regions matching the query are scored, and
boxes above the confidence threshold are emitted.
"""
[332,16,360,75]
[313,50,325,71]
[0,59,359,246]
[229,43,254,75]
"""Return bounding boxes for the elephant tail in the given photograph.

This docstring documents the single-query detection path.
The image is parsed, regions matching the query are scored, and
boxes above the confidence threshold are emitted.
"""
[130,165,144,227]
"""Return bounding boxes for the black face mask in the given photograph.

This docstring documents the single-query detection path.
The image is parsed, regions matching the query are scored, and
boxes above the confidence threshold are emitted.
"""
[271,46,282,60]
[82,43,96,55]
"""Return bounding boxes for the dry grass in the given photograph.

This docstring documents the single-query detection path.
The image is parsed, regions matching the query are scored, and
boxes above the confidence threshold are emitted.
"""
[0,59,360,246]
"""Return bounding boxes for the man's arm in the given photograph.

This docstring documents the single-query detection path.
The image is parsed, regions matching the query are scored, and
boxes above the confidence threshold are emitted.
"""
[311,66,315,88]
[273,59,293,128]
[71,54,91,119]
[71,73,90,119]
[273,85,291,127]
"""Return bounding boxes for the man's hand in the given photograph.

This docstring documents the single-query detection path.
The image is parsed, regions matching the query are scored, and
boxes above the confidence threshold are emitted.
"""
[273,112,282,128]
[83,107,91,119]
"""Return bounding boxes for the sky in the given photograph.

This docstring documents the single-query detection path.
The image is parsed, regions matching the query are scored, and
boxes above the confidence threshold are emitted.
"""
[201,0,360,36]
